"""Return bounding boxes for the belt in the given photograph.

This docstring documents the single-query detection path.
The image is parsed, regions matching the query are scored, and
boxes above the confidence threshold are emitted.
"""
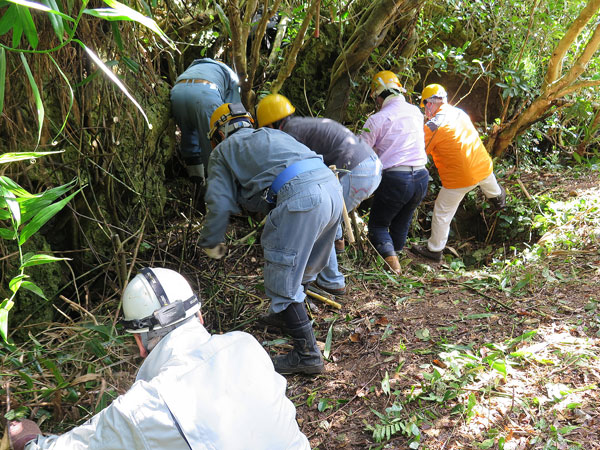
[263,158,325,204]
[176,78,218,90]
[386,165,426,172]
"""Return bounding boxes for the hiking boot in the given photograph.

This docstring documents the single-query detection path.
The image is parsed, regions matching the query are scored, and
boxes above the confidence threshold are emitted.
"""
[273,322,324,375]
[334,239,345,254]
[312,282,346,296]
[257,311,287,332]
[411,244,443,263]
[384,255,401,274]
[489,184,506,210]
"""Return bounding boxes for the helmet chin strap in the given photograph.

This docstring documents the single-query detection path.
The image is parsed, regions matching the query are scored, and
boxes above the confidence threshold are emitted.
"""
[139,315,196,353]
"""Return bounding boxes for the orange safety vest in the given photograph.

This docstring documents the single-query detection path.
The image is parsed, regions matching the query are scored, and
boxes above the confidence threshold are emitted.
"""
[424,103,493,189]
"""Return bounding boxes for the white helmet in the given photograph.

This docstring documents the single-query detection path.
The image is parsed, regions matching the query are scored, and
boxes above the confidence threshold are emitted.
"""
[121,268,201,333]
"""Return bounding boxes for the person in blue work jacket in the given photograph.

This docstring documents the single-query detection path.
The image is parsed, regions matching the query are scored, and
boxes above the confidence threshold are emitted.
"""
[199,103,343,375]
[170,58,241,183]
[256,93,382,296]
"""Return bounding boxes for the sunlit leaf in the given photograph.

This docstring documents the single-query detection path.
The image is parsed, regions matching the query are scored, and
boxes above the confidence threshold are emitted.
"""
[0,151,63,164]
[83,0,175,50]
[77,42,151,129]
[19,53,44,146]
[1,186,21,227]
[21,253,69,268]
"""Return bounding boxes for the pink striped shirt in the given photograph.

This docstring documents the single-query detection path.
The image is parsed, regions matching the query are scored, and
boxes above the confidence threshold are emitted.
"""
[360,96,427,170]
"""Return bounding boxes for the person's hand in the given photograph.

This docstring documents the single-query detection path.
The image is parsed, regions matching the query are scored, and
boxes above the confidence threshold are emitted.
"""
[203,243,227,259]
[8,419,40,450]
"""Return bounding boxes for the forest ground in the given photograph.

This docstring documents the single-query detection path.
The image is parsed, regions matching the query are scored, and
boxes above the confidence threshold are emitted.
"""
[1,165,599,450]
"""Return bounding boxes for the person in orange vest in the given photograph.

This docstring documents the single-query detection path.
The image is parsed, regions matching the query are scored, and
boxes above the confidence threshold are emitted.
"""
[411,84,505,262]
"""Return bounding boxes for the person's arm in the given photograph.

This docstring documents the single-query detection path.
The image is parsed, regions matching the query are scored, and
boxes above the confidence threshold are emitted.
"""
[359,116,379,153]
[199,151,240,248]
[20,381,177,450]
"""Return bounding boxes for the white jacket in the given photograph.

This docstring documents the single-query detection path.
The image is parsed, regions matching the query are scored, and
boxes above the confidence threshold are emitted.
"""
[27,319,310,449]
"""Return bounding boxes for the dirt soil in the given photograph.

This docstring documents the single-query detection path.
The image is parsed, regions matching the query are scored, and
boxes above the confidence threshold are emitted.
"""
[228,168,600,449]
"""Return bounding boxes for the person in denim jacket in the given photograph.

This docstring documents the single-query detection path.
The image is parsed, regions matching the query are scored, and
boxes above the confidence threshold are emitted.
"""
[199,103,343,375]
[170,58,241,182]
[256,93,382,296]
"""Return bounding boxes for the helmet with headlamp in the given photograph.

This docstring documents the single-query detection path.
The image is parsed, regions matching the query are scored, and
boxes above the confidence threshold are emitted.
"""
[121,268,200,334]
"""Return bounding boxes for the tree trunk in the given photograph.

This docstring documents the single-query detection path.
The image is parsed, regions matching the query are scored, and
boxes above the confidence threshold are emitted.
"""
[323,0,423,122]
[489,0,600,157]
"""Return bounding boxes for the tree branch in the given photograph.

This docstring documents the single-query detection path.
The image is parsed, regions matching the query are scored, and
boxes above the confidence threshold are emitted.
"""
[270,0,320,94]
[556,78,600,97]
[544,0,600,86]
[554,21,600,93]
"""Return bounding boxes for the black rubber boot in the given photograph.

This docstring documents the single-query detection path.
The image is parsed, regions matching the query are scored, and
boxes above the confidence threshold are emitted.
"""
[489,184,506,210]
[257,311,287,332]
[272,302,324,375]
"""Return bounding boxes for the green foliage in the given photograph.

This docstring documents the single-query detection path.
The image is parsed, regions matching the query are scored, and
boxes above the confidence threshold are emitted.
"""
[0,152,80,342]
[0,0,174,139]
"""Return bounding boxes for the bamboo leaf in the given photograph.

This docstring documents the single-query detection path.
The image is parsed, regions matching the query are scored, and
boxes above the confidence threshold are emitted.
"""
[0,228,16,239]
[1,186,21,228]
[21,253,69,268]
[83,0,175,50]
[47,54,73,139]
[0,299,14,342]
[19,53,44,146]
[39,0,65,41]
[7,0,73,22]
[9,275,26,293]
[0,150,63,164]
[213,1,231,39]
[20,281,47,299]
[0,47,5,115]
[12,16,23,47]
[0,175,34,199]
[18,179,78,223]
[0,5,17,35]
[78,41,151,129]
[15,3,39,49]
[19,187,81,245]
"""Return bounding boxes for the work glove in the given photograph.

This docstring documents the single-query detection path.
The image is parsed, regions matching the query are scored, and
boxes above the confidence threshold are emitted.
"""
[203,243,227,259]
[8,419,41,450]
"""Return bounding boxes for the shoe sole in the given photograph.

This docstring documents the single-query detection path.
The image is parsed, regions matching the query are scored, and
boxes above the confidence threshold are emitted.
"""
[276,365,324,375]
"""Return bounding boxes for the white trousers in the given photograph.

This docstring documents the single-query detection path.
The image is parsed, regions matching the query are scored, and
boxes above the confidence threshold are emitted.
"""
[428,172,502,252]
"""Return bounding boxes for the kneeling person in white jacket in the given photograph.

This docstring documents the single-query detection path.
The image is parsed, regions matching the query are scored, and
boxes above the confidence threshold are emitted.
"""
[9,267,310,450]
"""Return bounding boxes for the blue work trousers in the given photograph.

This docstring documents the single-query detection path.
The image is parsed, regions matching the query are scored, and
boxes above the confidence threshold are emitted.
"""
[261,168,343,313]
[170,83,222,169]
[317,154,382,291]
[368,168,429,257]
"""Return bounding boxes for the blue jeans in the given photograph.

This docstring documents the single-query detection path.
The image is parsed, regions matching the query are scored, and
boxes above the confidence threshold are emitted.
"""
[261,168,343,313]
[368,168,429,257]
[170,83,222,169]
[316,154,382,290]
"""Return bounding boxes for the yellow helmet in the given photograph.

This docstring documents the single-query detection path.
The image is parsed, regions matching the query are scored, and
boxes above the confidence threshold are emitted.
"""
[371,70,403,98]
[208,103,254,141]
[420,84,447,107]
[256,94,296,128]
